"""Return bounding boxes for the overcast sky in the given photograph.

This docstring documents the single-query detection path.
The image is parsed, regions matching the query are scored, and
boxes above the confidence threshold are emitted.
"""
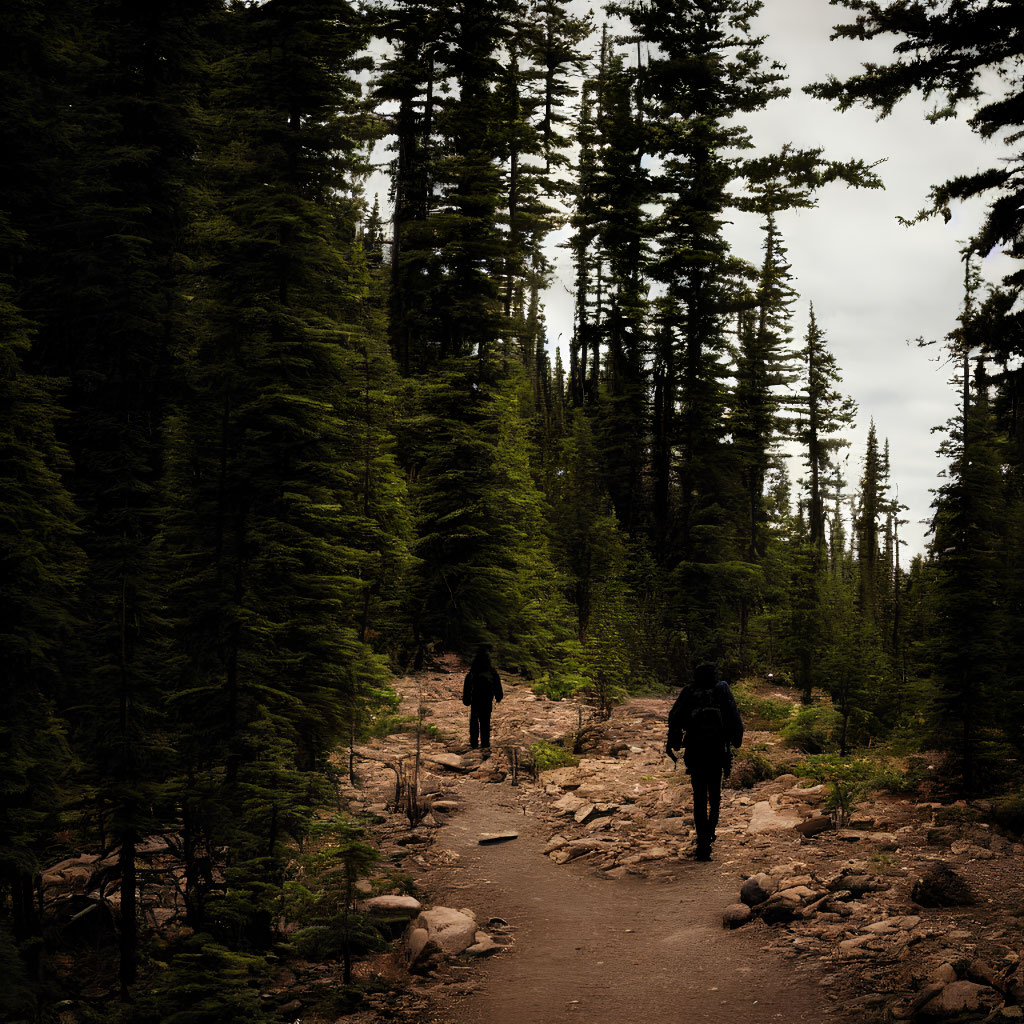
[539,0,1012,562]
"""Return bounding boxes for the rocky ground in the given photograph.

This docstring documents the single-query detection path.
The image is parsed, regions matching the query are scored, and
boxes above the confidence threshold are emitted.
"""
[332,655,1024,1024]
[37,654,1024,1022]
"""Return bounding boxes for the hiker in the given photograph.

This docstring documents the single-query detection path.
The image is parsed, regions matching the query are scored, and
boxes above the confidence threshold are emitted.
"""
[462,645,503,751]
[665,662,744,861]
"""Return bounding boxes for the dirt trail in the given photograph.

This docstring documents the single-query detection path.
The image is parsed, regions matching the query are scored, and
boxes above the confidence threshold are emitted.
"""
[424,777,834,1024]
[352,664,1024,1024]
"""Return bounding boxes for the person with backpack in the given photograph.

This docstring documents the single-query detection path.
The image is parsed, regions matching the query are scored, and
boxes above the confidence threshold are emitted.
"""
[666,662,744,861]
[462,644,504,752]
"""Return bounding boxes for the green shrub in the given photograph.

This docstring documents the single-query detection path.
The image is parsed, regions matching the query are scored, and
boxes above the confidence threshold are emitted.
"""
[868,757,930,795]
[529,739,579,771]
[531,672,587,701]
[781,705,842,753]
[793,754,876,825]
[730,748,778,786]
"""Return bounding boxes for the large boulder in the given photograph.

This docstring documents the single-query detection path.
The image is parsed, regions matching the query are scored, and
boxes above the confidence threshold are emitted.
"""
[918,981,1001,1019]
[408,907,478,956]
[911,862,976,908]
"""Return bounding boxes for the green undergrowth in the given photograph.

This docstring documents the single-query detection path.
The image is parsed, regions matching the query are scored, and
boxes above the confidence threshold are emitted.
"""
[529,739,579,771]
[731,679,797,729]
[366,713,445,742]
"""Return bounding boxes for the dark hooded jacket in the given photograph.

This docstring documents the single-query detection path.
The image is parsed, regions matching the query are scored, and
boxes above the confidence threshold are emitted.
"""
[462,651,503,710]
[667,664,743,771]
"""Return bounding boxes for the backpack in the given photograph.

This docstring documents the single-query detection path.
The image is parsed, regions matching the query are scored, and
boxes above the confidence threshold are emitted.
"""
[685,686,725,756]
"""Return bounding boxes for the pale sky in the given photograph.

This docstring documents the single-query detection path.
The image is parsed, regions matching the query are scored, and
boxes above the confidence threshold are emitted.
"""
[540,0,1013,562]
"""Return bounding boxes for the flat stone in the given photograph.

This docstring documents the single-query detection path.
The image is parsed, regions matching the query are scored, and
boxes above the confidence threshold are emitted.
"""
[748,801,803,833]
[989,1008,1024,1021]
[862,915,920,934]
[775,885,818,902]
[553,793,587,815]
[639,845,671,861]
[360,895,422,915]
[795,815,834,837]
[424,752,468,772]
[464,932,501,956]
[478,832,518,845]
[848,814,876,829]
[542,767,583,788]
[786,783,827,801]
[573,802,598,823]
[839,934,878,955]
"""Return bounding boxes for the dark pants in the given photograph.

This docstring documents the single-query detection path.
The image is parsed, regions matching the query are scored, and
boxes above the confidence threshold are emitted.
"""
[469,705,492,748]
[689,767,723,848]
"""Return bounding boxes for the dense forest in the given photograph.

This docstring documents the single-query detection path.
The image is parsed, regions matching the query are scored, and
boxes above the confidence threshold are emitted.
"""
[2,0,1023,1019]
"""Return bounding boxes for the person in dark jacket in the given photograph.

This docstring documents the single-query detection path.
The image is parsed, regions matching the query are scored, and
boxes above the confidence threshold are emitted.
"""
[666,662,744,861]
[462,645,503,751]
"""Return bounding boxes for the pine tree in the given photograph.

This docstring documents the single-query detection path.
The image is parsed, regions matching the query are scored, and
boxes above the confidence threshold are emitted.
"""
[795,304,858,555]
[162,0,398,943]
[0,277,83,994]
[811,0,1024,348]
[407,365,569,674]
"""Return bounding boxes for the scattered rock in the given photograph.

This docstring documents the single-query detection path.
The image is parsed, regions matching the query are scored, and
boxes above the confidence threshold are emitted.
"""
[989,1008,1024,1022]
[573,802,598,824]
[552,794,587,815]
[911,862,976,908]
[740,872,778,907]
[722,903,752,929]
[929,963,959,985]
[794,815,834,837]
[464,931,501,956]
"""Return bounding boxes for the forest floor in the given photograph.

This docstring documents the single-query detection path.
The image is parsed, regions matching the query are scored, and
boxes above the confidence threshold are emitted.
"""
[324,655,1024,1024]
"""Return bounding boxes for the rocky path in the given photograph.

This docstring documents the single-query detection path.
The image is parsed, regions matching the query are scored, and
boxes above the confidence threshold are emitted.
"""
[422,777,831,1024]
[346,660,1024,1024]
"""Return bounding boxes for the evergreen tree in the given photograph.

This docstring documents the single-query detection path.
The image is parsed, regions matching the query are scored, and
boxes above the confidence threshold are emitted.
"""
[162,0,398,944]
[811,0,1024,349]
[795,304,858,555]
[407,365,569,674]
[0,276,83,996]
[8,0,219,993]
[929,355,1006,792]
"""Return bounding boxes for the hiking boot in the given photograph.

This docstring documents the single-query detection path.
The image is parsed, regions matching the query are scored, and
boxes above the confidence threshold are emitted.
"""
[695,844,712,862]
